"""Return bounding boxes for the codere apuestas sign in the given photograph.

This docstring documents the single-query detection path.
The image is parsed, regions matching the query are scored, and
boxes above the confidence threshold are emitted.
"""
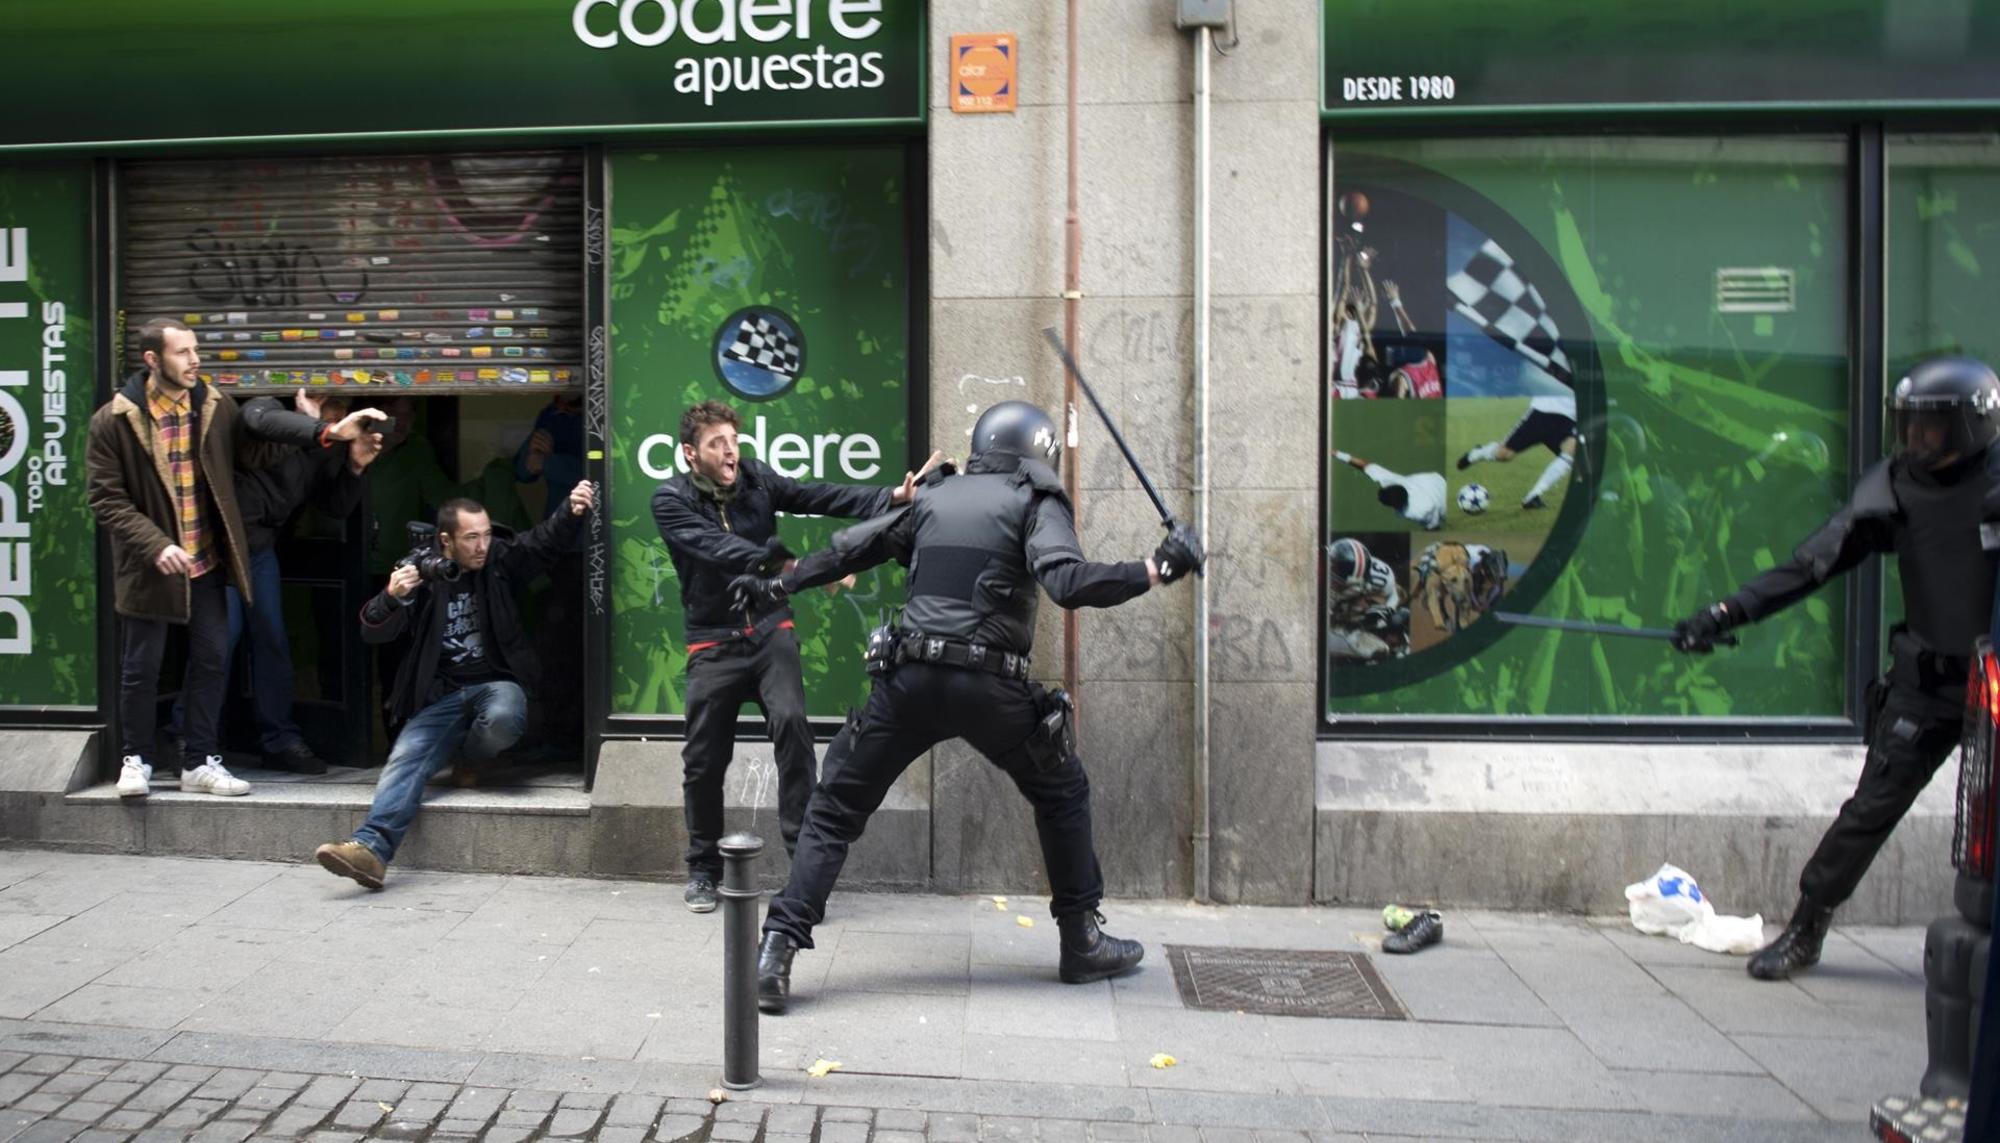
[1,0,919,150]
[573,0,891,107]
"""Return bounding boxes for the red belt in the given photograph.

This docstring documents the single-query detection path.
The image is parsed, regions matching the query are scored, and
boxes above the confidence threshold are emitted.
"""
[688,618,794,657]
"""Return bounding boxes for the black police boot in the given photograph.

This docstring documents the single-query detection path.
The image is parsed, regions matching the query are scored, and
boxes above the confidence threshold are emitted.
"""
[757,932,797,1014]
[1057,910,1145,984]
[1747,897,1835,981]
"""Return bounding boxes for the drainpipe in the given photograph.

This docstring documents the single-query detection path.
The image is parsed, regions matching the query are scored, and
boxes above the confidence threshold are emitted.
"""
[1190,22,1214,905]
[1062,0,1082,712]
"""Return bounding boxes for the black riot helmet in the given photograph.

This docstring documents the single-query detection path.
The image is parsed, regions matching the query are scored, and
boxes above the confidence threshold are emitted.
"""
[970,400,1062,470]
[1889,355,2000,468]
[1326,537,1371,586]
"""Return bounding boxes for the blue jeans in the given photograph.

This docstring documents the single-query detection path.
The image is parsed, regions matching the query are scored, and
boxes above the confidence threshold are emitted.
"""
[352,681,526,863]
[234,546,306,752]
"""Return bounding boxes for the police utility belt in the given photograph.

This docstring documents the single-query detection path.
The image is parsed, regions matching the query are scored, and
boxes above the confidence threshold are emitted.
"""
[866,627,1030,680]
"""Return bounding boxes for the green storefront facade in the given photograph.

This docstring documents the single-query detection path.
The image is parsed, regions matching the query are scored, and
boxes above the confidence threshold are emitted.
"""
[1319,0,2000,736]
[11,0,2000,792]
[0,0,929,776]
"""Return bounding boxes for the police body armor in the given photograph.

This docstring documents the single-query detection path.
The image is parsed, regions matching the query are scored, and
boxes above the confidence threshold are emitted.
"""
[846,450,1076,768]
[895,452,1065,656]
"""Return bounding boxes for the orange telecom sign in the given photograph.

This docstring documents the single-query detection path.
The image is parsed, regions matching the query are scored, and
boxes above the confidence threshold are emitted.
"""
[950,33,1017,114]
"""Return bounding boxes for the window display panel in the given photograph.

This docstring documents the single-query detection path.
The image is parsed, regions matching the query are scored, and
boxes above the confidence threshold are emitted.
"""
[1883,133,2000,651]
[1326,136,1851,720]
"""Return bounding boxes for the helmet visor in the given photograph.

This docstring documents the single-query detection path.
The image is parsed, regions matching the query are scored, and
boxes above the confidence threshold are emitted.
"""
[1891,402,1985,466]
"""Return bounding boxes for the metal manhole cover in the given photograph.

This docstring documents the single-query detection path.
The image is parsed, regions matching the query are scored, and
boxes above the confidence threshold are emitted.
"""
[1165,945,1407,1020]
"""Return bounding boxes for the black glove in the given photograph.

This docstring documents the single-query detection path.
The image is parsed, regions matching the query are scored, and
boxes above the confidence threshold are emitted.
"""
[754,537,795,577]
[729,574,789,612]
[1671,600,1737,654]
[1152,523,1205,585]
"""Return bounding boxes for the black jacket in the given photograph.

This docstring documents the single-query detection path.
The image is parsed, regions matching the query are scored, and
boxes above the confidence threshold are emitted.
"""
[651,457,890,644]
[359,508,585,722]
[782,450,1151,656]
[1728,445,2000,660]
[236,447,366,554]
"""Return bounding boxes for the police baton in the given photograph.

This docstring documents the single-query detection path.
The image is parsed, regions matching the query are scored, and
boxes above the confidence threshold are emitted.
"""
[1039,327,1174,527]
[1492,612,1739,648]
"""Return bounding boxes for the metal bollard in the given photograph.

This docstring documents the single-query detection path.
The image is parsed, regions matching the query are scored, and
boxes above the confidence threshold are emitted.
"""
[718,831,765,1090]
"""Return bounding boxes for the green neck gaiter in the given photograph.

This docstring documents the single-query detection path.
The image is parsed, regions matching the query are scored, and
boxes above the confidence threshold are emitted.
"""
[690,470,738,505]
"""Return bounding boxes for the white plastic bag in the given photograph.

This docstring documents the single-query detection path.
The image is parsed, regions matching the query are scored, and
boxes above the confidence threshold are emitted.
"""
[1624,863,1765,956]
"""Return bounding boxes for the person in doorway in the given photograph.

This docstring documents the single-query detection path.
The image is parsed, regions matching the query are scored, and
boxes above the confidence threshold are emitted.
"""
[515,393,585,519]
[737,400,1206,1013]
[221,393,385,772]
[513,392,588,759]
[88,318,380,799]
[1455,393,1580,510]
[651,399,938,913]
[1673,355,2000,980]
[361,396,457,737]
[312,481,594,889]
[1333,449,1447,530]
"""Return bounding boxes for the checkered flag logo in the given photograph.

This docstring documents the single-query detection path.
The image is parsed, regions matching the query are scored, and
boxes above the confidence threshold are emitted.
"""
[1447,239,1574,388]
[723,314,802,379]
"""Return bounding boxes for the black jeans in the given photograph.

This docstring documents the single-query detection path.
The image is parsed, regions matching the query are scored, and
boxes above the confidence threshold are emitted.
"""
[764,663,1104,949]
[681,627,816,877]
[1799,642,1966,908]
[118,570,230,768]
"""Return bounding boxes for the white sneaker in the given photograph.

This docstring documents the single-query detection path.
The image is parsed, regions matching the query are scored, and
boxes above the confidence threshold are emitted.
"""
[116,755,152,798]
[180,757,250,797]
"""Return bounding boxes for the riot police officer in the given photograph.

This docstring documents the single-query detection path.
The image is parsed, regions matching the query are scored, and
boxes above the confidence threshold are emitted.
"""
[1674,356,2000,980]
[730,401,1205,1013]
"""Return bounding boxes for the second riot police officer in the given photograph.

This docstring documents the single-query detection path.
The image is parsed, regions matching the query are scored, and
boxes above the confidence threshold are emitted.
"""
[728,400,1206,1012]
[1674,355,2000,980]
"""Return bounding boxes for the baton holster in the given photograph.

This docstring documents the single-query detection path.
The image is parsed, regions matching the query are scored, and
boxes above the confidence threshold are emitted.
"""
[864,624,897,675]
[1025,684,1076,773]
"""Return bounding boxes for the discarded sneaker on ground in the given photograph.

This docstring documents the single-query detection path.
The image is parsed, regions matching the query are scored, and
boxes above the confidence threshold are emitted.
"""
[1383,909,1442,954]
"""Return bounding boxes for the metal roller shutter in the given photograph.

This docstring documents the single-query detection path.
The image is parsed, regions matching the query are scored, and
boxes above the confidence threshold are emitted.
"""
[118,149,584,393]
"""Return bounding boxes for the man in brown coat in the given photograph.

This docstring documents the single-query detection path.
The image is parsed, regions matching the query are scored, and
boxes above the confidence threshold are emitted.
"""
[86,317,378,797]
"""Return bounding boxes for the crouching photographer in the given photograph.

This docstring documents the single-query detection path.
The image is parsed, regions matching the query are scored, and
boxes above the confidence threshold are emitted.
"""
[314,480,595,890]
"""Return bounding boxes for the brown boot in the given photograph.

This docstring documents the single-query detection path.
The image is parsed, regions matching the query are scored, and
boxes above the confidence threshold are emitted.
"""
[314,841,386,890]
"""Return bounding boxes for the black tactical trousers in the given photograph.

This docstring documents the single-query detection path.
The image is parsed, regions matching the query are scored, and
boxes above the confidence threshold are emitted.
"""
[1799,642,1966,908]
[681,627,815,877]
[765,663,1104,949]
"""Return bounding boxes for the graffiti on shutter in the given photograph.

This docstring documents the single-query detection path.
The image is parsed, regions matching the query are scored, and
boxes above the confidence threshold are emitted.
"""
[120,151,584,392]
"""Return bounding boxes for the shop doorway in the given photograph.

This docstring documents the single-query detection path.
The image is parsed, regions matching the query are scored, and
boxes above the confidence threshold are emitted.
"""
[115,148,589,784]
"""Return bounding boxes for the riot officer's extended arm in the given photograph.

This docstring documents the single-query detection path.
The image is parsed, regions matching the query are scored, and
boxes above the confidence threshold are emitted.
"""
[1673,478,1894,651]
[1026,496,1152,608]
[788,506,916,588]
[1731,509,1886,622]
[732,506,918,609]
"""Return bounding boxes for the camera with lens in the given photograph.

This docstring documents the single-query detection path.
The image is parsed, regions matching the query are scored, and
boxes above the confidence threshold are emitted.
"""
[396,521,462,584]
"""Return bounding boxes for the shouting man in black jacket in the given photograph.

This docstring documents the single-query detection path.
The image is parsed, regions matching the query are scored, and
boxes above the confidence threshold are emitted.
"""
[652,400,937,912]
[313,480,594,890]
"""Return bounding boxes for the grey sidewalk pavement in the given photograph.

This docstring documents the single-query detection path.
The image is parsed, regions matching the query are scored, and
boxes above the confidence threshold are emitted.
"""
[0,849,1929,1141]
